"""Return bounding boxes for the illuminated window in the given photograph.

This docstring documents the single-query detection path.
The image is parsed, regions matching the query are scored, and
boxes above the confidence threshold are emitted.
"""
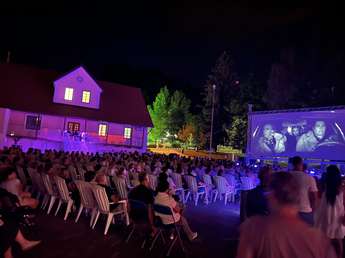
[26,115,41,130]
[64,87,74,100]
[98,124,107,136]
[124,127,132,139]
[67,122,80,132]
[82,91,91,103]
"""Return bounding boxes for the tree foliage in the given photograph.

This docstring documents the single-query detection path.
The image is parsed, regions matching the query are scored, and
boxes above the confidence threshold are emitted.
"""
[201,51,238,149]
[148,86,192,145]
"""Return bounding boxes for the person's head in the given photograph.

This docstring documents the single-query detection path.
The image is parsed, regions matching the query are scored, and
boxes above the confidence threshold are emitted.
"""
[138,172,149,187]
[313,121,326,140]
[156,180,170,193]
[258,166,273,187]
[325,165,342,206]
[0,167,17,182]
[263,124,273,139]
[268,172,300,211]
[217,169,224,177]
[292,126,300,136]
[291,156,303,171]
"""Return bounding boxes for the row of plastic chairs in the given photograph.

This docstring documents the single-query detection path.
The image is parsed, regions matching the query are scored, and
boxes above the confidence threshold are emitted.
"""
[20,166,130,235]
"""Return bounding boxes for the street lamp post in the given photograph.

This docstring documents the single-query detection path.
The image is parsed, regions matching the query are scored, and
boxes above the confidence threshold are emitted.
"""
[209,84,216,156]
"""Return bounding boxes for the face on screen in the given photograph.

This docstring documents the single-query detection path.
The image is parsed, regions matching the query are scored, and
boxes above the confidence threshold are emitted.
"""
[292,127,300,136]
[313,121,326,140]
[263,124,273,139]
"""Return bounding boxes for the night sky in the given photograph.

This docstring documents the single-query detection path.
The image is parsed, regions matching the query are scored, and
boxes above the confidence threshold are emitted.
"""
[1,4,344,102]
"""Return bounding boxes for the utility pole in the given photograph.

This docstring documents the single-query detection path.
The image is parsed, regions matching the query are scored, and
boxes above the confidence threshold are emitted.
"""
[209,84,216,156]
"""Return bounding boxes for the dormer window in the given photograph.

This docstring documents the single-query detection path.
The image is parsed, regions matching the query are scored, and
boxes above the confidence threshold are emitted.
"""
[82,91,91,103]
[64,87,74,100]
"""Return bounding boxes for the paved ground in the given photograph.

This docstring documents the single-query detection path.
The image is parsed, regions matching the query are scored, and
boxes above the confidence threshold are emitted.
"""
[15,202,240,258]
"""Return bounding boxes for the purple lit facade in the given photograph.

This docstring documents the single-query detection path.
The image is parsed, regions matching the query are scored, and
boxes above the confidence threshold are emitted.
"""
[0,65,152,153]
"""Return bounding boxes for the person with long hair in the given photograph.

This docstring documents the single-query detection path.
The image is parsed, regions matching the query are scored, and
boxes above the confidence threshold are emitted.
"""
[315,165,345,257]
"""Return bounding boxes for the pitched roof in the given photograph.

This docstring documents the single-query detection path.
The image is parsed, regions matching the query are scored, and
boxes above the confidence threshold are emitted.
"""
[0,64,153,127]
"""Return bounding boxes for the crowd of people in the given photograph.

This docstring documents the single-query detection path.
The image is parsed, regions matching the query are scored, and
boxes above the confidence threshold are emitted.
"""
[0,145,344,258]
[240,156,345,258]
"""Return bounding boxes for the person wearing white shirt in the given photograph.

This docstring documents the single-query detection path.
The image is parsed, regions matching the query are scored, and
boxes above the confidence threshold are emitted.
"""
[289,156,318,225]
[154,181,198,241]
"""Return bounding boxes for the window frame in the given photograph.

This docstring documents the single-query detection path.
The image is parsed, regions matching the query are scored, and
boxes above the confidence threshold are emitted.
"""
[25,115,41,130]
[98,123,108,137]
[64,87,74,101]
[67,122,80,133]
[82,90,91,103]
[124,127,132,139]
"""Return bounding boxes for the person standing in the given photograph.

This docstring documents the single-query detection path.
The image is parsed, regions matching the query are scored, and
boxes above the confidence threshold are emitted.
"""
[315,165,345,257]
[237,172,336,258]
[289,156,318,225]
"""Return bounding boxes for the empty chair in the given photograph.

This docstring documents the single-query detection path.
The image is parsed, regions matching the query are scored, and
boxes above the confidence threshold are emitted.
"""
[33,172,49,209]
[213,176,236,204]
[184,175,207,206]
[74,180,97,226]
[91,185,129,235]
[54,176,74,221]
[148,174,158,191]
[203,174,218,202]
[41,174,59,214]
[112,176,128,200]
[170,173,186,203]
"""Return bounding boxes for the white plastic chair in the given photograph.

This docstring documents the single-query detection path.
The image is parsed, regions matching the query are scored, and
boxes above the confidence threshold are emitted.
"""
[213,176,235,204]
[41,174,59,214]
[148,174,158,191]
[171,173,186,203]
[16,166,28,189]
[54,176,74,221]
[27,167,40,198]
[91,185,129,235]
[203,174,218,202]
[74,180,97,226]
[184,175,207,205]
[68,165,79,181]
[112,176,128,200]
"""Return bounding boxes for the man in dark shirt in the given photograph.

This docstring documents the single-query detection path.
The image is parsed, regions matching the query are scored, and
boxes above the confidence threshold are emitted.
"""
[128,172,154,205]
[128,172,155,230]
[245,166,272,218]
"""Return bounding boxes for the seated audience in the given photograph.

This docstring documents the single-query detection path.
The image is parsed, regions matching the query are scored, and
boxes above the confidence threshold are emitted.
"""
[0,211,41,258]
[0,167,38,209]
[154,180,198,241]
[237,172,336,258]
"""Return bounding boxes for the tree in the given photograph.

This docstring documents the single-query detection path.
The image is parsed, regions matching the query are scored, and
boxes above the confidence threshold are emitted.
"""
[148,86,192,146]
[167,90,192,135]
[178,122,196,147]
[226,116,247,151]
[147,86,170,145]
[201,51,238,149]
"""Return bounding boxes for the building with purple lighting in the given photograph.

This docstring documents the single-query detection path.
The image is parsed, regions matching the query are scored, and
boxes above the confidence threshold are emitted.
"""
[0,64,152,153]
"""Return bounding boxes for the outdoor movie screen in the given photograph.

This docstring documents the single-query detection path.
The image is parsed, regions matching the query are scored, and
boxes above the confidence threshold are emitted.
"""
[247,108,345,160]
